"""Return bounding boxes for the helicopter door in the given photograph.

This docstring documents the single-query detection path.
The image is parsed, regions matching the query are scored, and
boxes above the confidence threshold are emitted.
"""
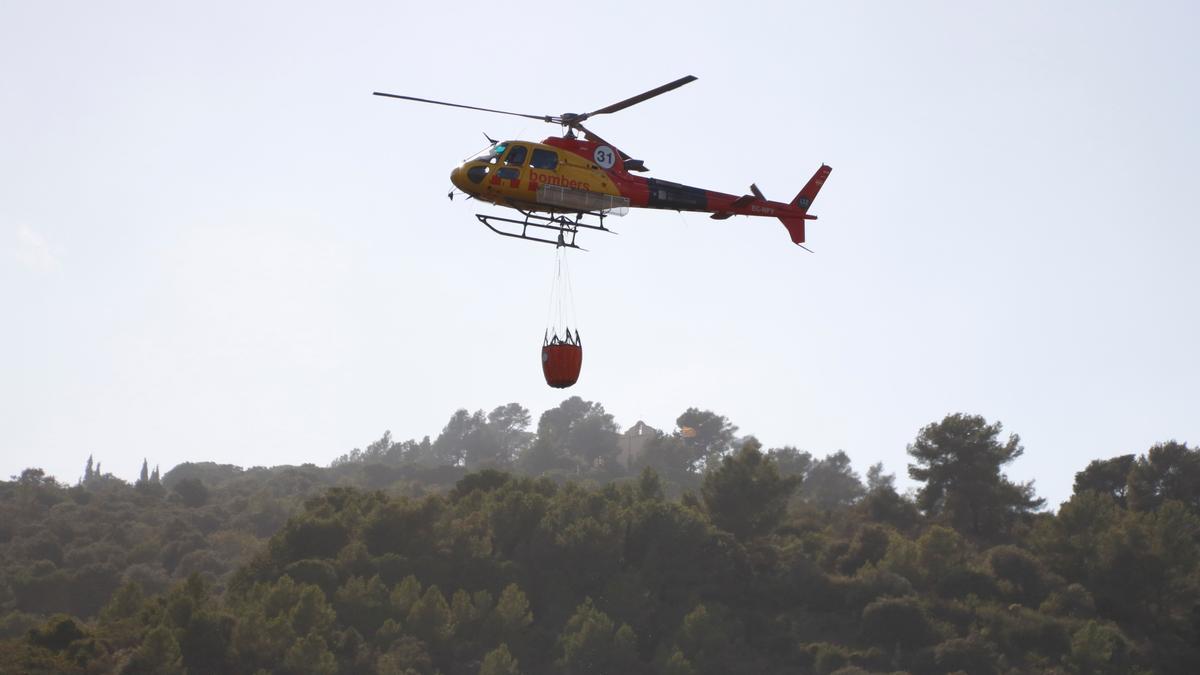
[492,144,529,190]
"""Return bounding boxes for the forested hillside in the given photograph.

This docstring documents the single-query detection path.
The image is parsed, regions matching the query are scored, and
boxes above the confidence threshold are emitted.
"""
[1,398,1197,673]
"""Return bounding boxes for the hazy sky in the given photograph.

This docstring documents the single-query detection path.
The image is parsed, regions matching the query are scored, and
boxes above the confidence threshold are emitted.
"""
[3,1,1197,507]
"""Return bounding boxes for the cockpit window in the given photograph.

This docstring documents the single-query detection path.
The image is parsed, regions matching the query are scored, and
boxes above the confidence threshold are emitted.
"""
[530,148,558,170]
[504,145,528,166]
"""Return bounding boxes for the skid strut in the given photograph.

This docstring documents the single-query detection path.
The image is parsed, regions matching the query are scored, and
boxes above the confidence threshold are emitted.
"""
[476,209,615,250]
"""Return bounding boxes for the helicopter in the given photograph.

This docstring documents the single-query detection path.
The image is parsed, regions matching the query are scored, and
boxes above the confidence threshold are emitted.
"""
[373,76,831,250]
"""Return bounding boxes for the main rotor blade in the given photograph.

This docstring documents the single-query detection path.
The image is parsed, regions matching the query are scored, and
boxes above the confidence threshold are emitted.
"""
[583,75,697,118]
[373,92,551,122]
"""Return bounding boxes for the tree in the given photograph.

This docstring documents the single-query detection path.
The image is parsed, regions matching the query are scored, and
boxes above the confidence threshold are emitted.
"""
[677,408,738,470]
[767,446,812,479]
[555,598,638,674]
[282,632,338,675]
[907,413,1043,538]
[802,451,866,511]
[1126,442,1200,512]
[485,403,534,467]
[179,610,234,674]
[406,586,455,647]
[125,625,184,674]
[860,597,934,649]
[866,463,894,492]
[99,581,145,625]
[173,478,209,508]
[673,604,743,675]
[1073,455,1136,506]
[636,432,699,486]
[700,438,799,541]
[480,644,521,675]
[432,410,489,468]
[139,459,149,484]
[289,585,336,638]
[860,463,919,530]
[27,615,85,651]
[14,467,56,488]
[523,397,620,474]
[1068,621,1130,674]
[986,545,1049,606]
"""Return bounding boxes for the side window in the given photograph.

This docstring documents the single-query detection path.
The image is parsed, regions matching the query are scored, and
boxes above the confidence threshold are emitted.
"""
[530,148,559,170]
[504,145,528,166]
[497,167,520,180]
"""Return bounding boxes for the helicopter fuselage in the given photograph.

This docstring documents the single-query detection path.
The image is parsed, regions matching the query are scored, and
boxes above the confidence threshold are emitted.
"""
[376,76,830,246]
[450,136,828,242]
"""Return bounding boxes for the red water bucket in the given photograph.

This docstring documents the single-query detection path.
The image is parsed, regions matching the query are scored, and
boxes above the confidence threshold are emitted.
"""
[542,343,583,388]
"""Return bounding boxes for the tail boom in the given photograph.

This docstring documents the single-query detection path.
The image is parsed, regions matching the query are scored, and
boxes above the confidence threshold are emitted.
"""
[622,163,832,246]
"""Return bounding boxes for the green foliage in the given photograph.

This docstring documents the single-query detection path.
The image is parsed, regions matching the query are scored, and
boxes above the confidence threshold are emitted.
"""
[836,524,891,574]
[27,615,85,651]
[860,597,934,649]
[487,583,532,646]
[672,603,746,675]
[555,598,638,674]
[767,446,812,479]
[376,635,434,674]
[809,642,850,675]
[282,632,338,675]
[907,413,1044,537]
[479,643,520,675]
[932,634,998,675]
[1073,454,1136,505]
[99,580,144,625]
[701,438,799,540]
[1068,620,1130,674]
[173,477,210,507]
[803,451,866,511]
[1126,441,1200,512]
[290,585,336,638]
[524,397,620,475]
[125,624,184,674]
[405,585,454,647]
[986,544,1051,606]
[677,408,738,470]
[1,406,1197,674]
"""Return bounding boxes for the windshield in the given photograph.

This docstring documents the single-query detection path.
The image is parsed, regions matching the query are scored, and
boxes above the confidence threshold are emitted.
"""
[471,142,506,163]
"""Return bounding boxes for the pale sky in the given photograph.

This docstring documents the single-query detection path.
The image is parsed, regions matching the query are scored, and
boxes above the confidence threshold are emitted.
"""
[2,1,1197,507]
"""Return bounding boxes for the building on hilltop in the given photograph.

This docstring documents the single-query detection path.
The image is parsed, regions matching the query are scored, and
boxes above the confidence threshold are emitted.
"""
[618,421,659,469]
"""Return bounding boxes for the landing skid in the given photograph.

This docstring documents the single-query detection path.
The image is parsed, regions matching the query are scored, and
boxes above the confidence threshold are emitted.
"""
[476,209,615,250]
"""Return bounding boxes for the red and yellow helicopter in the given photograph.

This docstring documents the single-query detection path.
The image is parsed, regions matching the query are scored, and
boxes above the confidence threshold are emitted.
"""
[374,76,831,250]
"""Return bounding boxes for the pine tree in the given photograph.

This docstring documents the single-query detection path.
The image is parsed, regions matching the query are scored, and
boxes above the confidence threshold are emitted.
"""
[480,644,521,675]
[907,413,1044,538]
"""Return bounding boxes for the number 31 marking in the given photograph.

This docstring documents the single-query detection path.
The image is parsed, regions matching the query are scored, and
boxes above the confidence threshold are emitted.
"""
[593,145,616,169]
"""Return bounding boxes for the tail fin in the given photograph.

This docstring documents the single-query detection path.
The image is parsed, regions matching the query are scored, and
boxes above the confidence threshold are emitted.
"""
[779,164,832,245]
[792,164,832,212]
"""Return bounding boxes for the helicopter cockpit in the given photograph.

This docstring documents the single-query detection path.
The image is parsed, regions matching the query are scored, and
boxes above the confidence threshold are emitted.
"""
[470,142,518,163]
